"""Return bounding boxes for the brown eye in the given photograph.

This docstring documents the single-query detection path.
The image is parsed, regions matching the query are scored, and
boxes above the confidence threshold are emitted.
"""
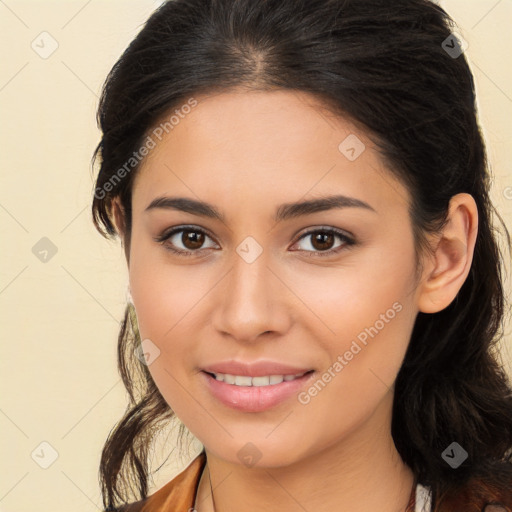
[310,232,335,251]
[182,230,205,250]
[155,226,218,255]
[293,228,355,257]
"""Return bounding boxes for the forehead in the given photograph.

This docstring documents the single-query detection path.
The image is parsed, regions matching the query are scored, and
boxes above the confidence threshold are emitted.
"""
[132,89,411,219]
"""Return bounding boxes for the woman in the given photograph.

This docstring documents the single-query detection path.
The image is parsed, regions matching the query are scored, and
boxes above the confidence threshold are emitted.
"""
[91,0,512,510]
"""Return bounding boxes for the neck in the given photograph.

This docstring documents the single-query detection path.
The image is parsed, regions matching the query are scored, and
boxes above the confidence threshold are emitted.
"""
[195,393,415,512]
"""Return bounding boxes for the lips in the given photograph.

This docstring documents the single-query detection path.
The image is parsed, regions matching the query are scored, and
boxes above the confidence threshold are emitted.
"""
[200,360,316,412]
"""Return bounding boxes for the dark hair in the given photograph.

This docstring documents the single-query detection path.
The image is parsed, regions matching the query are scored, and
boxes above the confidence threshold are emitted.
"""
[91,0,512,510]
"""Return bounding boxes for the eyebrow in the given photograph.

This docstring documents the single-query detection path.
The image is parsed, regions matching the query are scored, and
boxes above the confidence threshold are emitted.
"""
[145,194,376,222]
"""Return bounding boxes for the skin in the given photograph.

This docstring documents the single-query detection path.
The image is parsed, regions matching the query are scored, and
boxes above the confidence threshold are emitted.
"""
[112,89,478,512]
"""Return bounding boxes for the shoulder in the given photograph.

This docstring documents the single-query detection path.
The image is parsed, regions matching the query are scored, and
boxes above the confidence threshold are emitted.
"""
[107,451,207,512]
[426,469,512,512]
[112,504,145,512]
[462,467,512,510]
[454,476,512,511]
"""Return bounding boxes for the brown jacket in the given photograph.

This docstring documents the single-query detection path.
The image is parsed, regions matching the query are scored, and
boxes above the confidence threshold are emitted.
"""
[114,452,511,512]
[118,452,206,512]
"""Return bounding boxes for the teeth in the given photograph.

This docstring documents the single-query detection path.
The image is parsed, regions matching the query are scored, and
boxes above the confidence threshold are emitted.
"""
[235,375,252,386]
[211,372,306,386]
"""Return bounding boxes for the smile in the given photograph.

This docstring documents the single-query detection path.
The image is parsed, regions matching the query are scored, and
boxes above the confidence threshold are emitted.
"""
[201,370,315,412]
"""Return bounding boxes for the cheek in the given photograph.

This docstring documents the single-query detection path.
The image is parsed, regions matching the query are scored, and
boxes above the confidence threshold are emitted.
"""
[127,237,225,403]
[128,260,205,422]
[290,246,415,347]
[290,245,416,403]
[128,235,211,341]
[292,285,414,457]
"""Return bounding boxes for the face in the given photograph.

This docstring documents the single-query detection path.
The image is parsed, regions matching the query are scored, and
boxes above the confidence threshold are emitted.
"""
[125,89,424,468]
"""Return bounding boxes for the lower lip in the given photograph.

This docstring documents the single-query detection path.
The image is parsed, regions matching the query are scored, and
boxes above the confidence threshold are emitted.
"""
[201,371,315,412]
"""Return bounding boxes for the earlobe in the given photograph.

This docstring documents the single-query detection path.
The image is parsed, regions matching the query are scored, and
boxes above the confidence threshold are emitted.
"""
[417,193,478,314]
[111,196,126,245]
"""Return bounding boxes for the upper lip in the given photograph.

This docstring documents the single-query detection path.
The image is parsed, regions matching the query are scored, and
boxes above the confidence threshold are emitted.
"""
[202,360,313,377]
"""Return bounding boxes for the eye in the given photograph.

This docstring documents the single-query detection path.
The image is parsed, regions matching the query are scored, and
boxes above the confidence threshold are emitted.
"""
[291,227,355,257]
[154,225,218,255]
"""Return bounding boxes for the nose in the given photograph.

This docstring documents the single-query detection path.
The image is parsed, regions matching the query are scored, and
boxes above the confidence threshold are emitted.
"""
[211,248,291,344]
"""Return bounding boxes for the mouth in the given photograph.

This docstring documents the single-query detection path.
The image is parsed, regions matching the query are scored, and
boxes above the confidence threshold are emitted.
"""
[201,369,316,412]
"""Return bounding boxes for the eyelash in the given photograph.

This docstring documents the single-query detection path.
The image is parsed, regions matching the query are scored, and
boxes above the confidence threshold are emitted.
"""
[154,225,356,258]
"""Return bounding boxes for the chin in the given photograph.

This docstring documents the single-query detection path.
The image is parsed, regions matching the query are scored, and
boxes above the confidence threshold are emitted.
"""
[202,436,311,469]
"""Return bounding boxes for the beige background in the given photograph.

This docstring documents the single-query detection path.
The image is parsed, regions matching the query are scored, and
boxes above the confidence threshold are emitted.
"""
[0,1,510,510]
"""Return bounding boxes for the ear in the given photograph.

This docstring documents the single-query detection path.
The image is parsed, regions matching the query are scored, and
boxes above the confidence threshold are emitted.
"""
[111,196,126,246]
[417,193,478,314]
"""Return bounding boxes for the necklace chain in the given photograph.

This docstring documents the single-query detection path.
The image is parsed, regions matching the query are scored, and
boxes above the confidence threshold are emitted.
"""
[208,464,217,512]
